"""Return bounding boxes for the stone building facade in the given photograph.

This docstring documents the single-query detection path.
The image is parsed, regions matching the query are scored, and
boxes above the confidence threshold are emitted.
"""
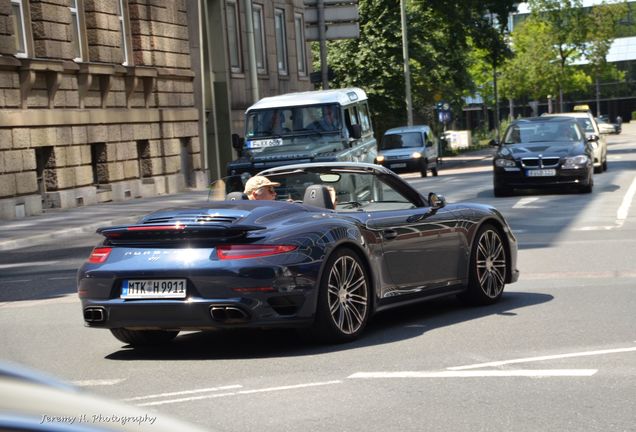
[0,0,204,219]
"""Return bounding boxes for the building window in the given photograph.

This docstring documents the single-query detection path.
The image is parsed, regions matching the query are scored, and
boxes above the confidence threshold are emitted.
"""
[117,0,130,65]
[69,0,83,61]
[294,13,307,76]
[253,3,267,73]
[274,8,288,75]
[226,0,242,73]
[10,0,27,57]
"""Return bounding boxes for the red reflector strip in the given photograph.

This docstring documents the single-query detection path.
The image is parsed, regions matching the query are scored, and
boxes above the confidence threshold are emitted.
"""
[127,224,186,231]
[88,247,112,264]
[232,287,276,293]
[217,244,297,260]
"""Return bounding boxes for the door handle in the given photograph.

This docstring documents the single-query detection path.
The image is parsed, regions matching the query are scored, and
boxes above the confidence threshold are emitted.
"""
[383,229,398,240]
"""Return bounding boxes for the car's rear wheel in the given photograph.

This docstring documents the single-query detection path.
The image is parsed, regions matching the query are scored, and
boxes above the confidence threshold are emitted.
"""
[602,158,608,171]
[310,248,370,343]
[110,328,179,346]
[431,166,439,176]
[459,224,506,305]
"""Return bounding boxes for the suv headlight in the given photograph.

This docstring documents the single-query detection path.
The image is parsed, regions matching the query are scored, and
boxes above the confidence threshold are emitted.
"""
[562,155,589,169]
[375,155,385,163]
[411,151,422,159]
[495,158,516,168]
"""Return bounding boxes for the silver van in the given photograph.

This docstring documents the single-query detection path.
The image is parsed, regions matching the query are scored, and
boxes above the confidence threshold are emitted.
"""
[227,88,377,176]
[376,125,439,177]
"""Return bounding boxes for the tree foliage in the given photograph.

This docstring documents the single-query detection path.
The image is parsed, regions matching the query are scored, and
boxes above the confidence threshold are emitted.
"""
[319,0,518,135]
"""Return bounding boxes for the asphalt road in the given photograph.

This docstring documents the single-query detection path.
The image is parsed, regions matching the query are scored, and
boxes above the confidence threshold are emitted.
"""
[1,128,635,432]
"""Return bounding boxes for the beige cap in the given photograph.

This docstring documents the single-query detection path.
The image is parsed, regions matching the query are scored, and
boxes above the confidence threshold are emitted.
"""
[243,175,281,195]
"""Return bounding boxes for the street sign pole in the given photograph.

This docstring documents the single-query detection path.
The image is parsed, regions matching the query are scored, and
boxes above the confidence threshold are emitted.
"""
[400,0,413,126]
[318,0,329,90]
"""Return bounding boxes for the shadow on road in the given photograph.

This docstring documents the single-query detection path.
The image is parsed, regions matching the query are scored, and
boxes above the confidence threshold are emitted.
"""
[104,291,552,361]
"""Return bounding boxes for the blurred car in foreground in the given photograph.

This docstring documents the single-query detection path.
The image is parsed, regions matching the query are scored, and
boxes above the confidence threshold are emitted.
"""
[78,162,518,346]
[492,117,594,196]
[375,125,439,177]
[595,117,621,134]
[542,111,607,173]
[0,362,207,432]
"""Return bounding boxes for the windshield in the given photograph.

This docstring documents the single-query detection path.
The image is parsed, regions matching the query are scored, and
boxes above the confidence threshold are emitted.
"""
[503,122,582,144]
[379,132,424,150]
[246,104,342,138]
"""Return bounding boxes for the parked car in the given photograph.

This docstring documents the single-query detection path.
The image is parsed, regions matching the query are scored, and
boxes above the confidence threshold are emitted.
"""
[78,162,519,345]
[375,125,439,177]
[492,117,595,196]
[595,117,621,134]
[541,112,607,173]
[226,88,377,177]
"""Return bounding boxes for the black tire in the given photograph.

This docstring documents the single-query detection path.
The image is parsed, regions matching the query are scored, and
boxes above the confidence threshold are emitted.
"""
[493,186,512,197]
[420,160,428,177]
[310,248,370,343]
[110,328,179,346]
[431,166,439,176]
[579,172,594,193]
[458,224,507,306]
[594,164,602,174]
[602,158,608,171]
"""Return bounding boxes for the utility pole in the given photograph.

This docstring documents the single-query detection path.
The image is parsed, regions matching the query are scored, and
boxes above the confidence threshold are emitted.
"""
[243,0,259,103]
[318,0,329,90]
[400,0,413,126]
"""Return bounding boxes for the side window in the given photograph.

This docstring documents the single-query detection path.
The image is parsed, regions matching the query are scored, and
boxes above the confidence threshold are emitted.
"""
[358,102,371,133]
[117,0,131,65]
[10,0,29,57]
[274,8,288,75]
[226,0,242,73]
[294,13,307,76]
[253,3,267,73]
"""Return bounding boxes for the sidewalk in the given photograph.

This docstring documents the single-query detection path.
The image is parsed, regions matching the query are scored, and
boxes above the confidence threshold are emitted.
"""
[0,149,494,251]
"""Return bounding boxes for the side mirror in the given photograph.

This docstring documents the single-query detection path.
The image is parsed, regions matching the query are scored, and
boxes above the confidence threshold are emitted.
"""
[488,139,499,147]
[231,133,244,150]
[350,124,362,140]
[428,192,446,210]
[426,141,434,148]
[586,134,599,142]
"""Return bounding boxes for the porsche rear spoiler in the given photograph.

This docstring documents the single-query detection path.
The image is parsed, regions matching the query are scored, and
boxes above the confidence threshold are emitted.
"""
[97,223,266,245]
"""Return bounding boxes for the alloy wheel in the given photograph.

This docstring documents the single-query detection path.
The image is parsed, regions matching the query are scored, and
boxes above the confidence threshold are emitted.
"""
[326,255,368,335]
[475,229,506,298]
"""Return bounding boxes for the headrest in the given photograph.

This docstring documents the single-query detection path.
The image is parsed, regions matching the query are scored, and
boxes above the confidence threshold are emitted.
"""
[303,185,335,210]
[226,191,248,200]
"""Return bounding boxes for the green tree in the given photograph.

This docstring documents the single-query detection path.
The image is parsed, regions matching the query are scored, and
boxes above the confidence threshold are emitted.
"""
[586,1,628,115]
[318,0,518,136]
[528,0,591,111]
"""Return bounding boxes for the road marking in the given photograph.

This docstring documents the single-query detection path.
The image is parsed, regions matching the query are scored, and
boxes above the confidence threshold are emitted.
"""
[0,260,59,269]
[513,197,540,209]
[0,294,78,309]
[48,276,76,281]
[74,378,126,387]
[520,271,636,280]
[133,381,342,407]
[1,279,31,283]
[124,385,243,401]
[348,370,597,379]
[447,346,636,370]
[616,175,636,226]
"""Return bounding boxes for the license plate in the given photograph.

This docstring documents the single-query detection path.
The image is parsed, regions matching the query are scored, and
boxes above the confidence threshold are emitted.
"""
[121,279,187,299]
[526,169,556,177]
[390,163,406,169]
[249,138,283,149]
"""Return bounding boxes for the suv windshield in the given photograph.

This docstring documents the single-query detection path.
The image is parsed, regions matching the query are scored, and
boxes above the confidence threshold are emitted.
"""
[379,132,423,150]
[246,104,341,138]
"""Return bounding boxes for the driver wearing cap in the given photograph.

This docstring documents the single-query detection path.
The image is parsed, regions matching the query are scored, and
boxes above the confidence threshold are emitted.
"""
[243,175,281,200]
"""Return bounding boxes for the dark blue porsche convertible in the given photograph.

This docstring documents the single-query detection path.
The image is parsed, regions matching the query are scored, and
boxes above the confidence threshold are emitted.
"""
[78,162,519,345]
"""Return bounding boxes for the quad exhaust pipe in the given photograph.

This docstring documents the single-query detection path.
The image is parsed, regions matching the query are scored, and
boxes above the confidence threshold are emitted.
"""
[84,307,106,323]
[210,306,249,323]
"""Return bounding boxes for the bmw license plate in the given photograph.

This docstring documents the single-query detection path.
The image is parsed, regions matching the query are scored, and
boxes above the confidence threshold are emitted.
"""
[121,279,186,299]
[526,169,556,177]
[390,163,406,169]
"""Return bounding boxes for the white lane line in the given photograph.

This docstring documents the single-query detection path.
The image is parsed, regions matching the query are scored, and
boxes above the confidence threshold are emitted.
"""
[447,346,636,371]
[616,175,636,226]
[134,381,342,407]
[74,378,126,387]
[124,385,243,402]
[1,279,32,283]
[49,276,76,281]
[0,260,60,270]
[349,370,597,379]
[513,197,540,209]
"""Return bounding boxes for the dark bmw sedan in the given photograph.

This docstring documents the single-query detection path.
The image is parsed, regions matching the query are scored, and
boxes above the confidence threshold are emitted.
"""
[492,117,595,196]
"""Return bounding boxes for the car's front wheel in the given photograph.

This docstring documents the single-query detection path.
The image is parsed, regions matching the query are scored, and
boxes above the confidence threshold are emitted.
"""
[459,224,507,305]
[420,160,428,177]
[310,248,370,343]
[110,328,179,346]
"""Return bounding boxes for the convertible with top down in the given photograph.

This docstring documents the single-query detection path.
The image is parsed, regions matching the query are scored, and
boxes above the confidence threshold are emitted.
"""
[78,162,519,346]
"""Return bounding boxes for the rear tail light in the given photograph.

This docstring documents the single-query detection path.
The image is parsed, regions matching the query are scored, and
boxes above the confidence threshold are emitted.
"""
[88,247,112,263]
[216,244,297,260]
